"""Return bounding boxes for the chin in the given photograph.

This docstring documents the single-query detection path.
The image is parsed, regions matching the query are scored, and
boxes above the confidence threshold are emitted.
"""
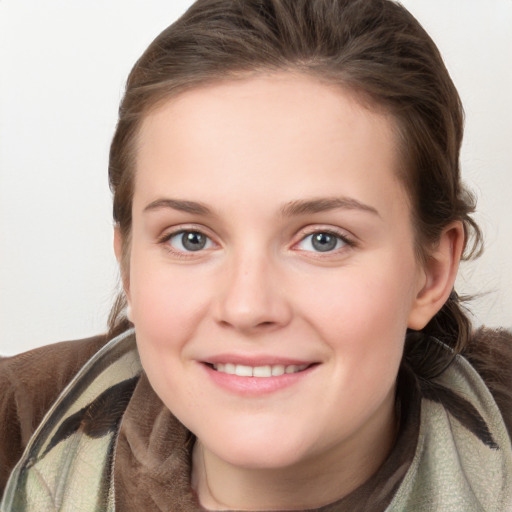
[198,418,317,470]
[217,444,308,470]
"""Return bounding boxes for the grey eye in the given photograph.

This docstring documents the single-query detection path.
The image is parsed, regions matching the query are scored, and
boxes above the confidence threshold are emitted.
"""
[297,232,345,252]
[169,231,212,252]
[311,233,338,252]
[183,232,207,251]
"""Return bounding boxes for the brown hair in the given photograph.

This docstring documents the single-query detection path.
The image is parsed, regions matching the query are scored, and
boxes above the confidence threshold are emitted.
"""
[108,0,482,379]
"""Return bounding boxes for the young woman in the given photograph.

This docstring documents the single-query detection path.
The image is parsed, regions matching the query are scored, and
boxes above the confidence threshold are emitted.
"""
[1,0,511,510]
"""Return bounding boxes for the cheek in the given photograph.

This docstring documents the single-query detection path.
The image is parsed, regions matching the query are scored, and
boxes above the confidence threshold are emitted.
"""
[319,268,414,413]
[128,260,211,409]
[304,265,416,331]
[128,253,213,349]
[298,252,419,367]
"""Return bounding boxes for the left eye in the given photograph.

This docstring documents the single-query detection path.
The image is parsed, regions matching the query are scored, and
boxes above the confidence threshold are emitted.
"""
[167,231,214,252]
[296,232,347,253]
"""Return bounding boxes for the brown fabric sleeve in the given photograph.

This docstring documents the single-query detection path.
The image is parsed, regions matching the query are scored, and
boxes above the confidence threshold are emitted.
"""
[0,334,108,496]
[462,327,512,438]
[0,370,23,495]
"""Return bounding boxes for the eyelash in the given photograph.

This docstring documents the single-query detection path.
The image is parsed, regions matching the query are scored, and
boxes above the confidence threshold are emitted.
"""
[157,227,216,258]
[157,226,356,257]
[294,228,356,255]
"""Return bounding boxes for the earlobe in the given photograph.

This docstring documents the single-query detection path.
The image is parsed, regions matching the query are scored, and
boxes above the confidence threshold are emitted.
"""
[407,221,465,330]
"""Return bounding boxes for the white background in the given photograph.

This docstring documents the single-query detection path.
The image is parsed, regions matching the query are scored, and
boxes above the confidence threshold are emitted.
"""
[1,1,511,355]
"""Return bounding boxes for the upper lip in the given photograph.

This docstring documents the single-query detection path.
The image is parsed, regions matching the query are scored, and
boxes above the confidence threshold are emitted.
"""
[202,354,317,367]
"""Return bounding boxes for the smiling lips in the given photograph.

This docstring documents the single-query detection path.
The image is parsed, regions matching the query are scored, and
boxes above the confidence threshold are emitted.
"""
[212,363,310,378]
[202,357,317,395]
[201,356,317,396]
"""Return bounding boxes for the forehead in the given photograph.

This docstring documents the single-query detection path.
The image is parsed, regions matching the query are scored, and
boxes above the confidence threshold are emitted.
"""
[133,73,406,219]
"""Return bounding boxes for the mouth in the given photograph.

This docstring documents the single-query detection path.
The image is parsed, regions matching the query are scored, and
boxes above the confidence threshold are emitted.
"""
[202,359,318,395]
[208,362,311,378]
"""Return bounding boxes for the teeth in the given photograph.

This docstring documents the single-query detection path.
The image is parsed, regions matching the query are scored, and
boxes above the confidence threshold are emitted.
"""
[272,364,285,377]
[212,363,308,377]
[235,364,253,377]
[253,365,272,378]
[271,365,285,376]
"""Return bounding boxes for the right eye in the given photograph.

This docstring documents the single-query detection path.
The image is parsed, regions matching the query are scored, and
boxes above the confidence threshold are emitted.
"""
[166,230,214,252]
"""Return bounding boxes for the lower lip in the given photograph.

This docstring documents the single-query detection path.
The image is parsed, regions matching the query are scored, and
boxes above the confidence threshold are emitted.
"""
[201,363,317,396]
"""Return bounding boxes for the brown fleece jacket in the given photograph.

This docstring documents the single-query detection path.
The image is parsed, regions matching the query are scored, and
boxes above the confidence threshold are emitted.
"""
[0,334,108,492]
[0,327,511,510]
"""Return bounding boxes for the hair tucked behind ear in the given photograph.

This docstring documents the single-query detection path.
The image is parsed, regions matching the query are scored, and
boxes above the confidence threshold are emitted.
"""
[107,0,483,379]
[403,291,475,380]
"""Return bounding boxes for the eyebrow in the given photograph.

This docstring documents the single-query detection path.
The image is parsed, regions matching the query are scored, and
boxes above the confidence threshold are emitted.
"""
[143,196,380,218]
[280,197,380,217]
[144,198,212,215]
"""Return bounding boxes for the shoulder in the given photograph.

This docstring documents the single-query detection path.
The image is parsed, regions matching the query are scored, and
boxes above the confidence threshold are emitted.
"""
[0,334,109,404]
[0,334,108,494]
[462,327,512,436]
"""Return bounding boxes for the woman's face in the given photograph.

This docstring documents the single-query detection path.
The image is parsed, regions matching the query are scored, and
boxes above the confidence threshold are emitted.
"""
[125,74,427,474]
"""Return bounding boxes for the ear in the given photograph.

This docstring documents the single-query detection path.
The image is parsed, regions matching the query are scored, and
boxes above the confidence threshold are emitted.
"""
[407,221,465,330]
[114,226,131,300]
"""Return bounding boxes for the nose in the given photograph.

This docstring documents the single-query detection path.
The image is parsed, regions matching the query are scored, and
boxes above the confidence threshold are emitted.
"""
[214,251,292,334]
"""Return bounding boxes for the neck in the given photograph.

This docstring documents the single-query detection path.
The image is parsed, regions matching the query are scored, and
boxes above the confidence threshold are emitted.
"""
[191,391,398,510]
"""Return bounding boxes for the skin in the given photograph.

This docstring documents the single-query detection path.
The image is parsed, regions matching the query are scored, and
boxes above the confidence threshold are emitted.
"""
[115,73,463,510]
